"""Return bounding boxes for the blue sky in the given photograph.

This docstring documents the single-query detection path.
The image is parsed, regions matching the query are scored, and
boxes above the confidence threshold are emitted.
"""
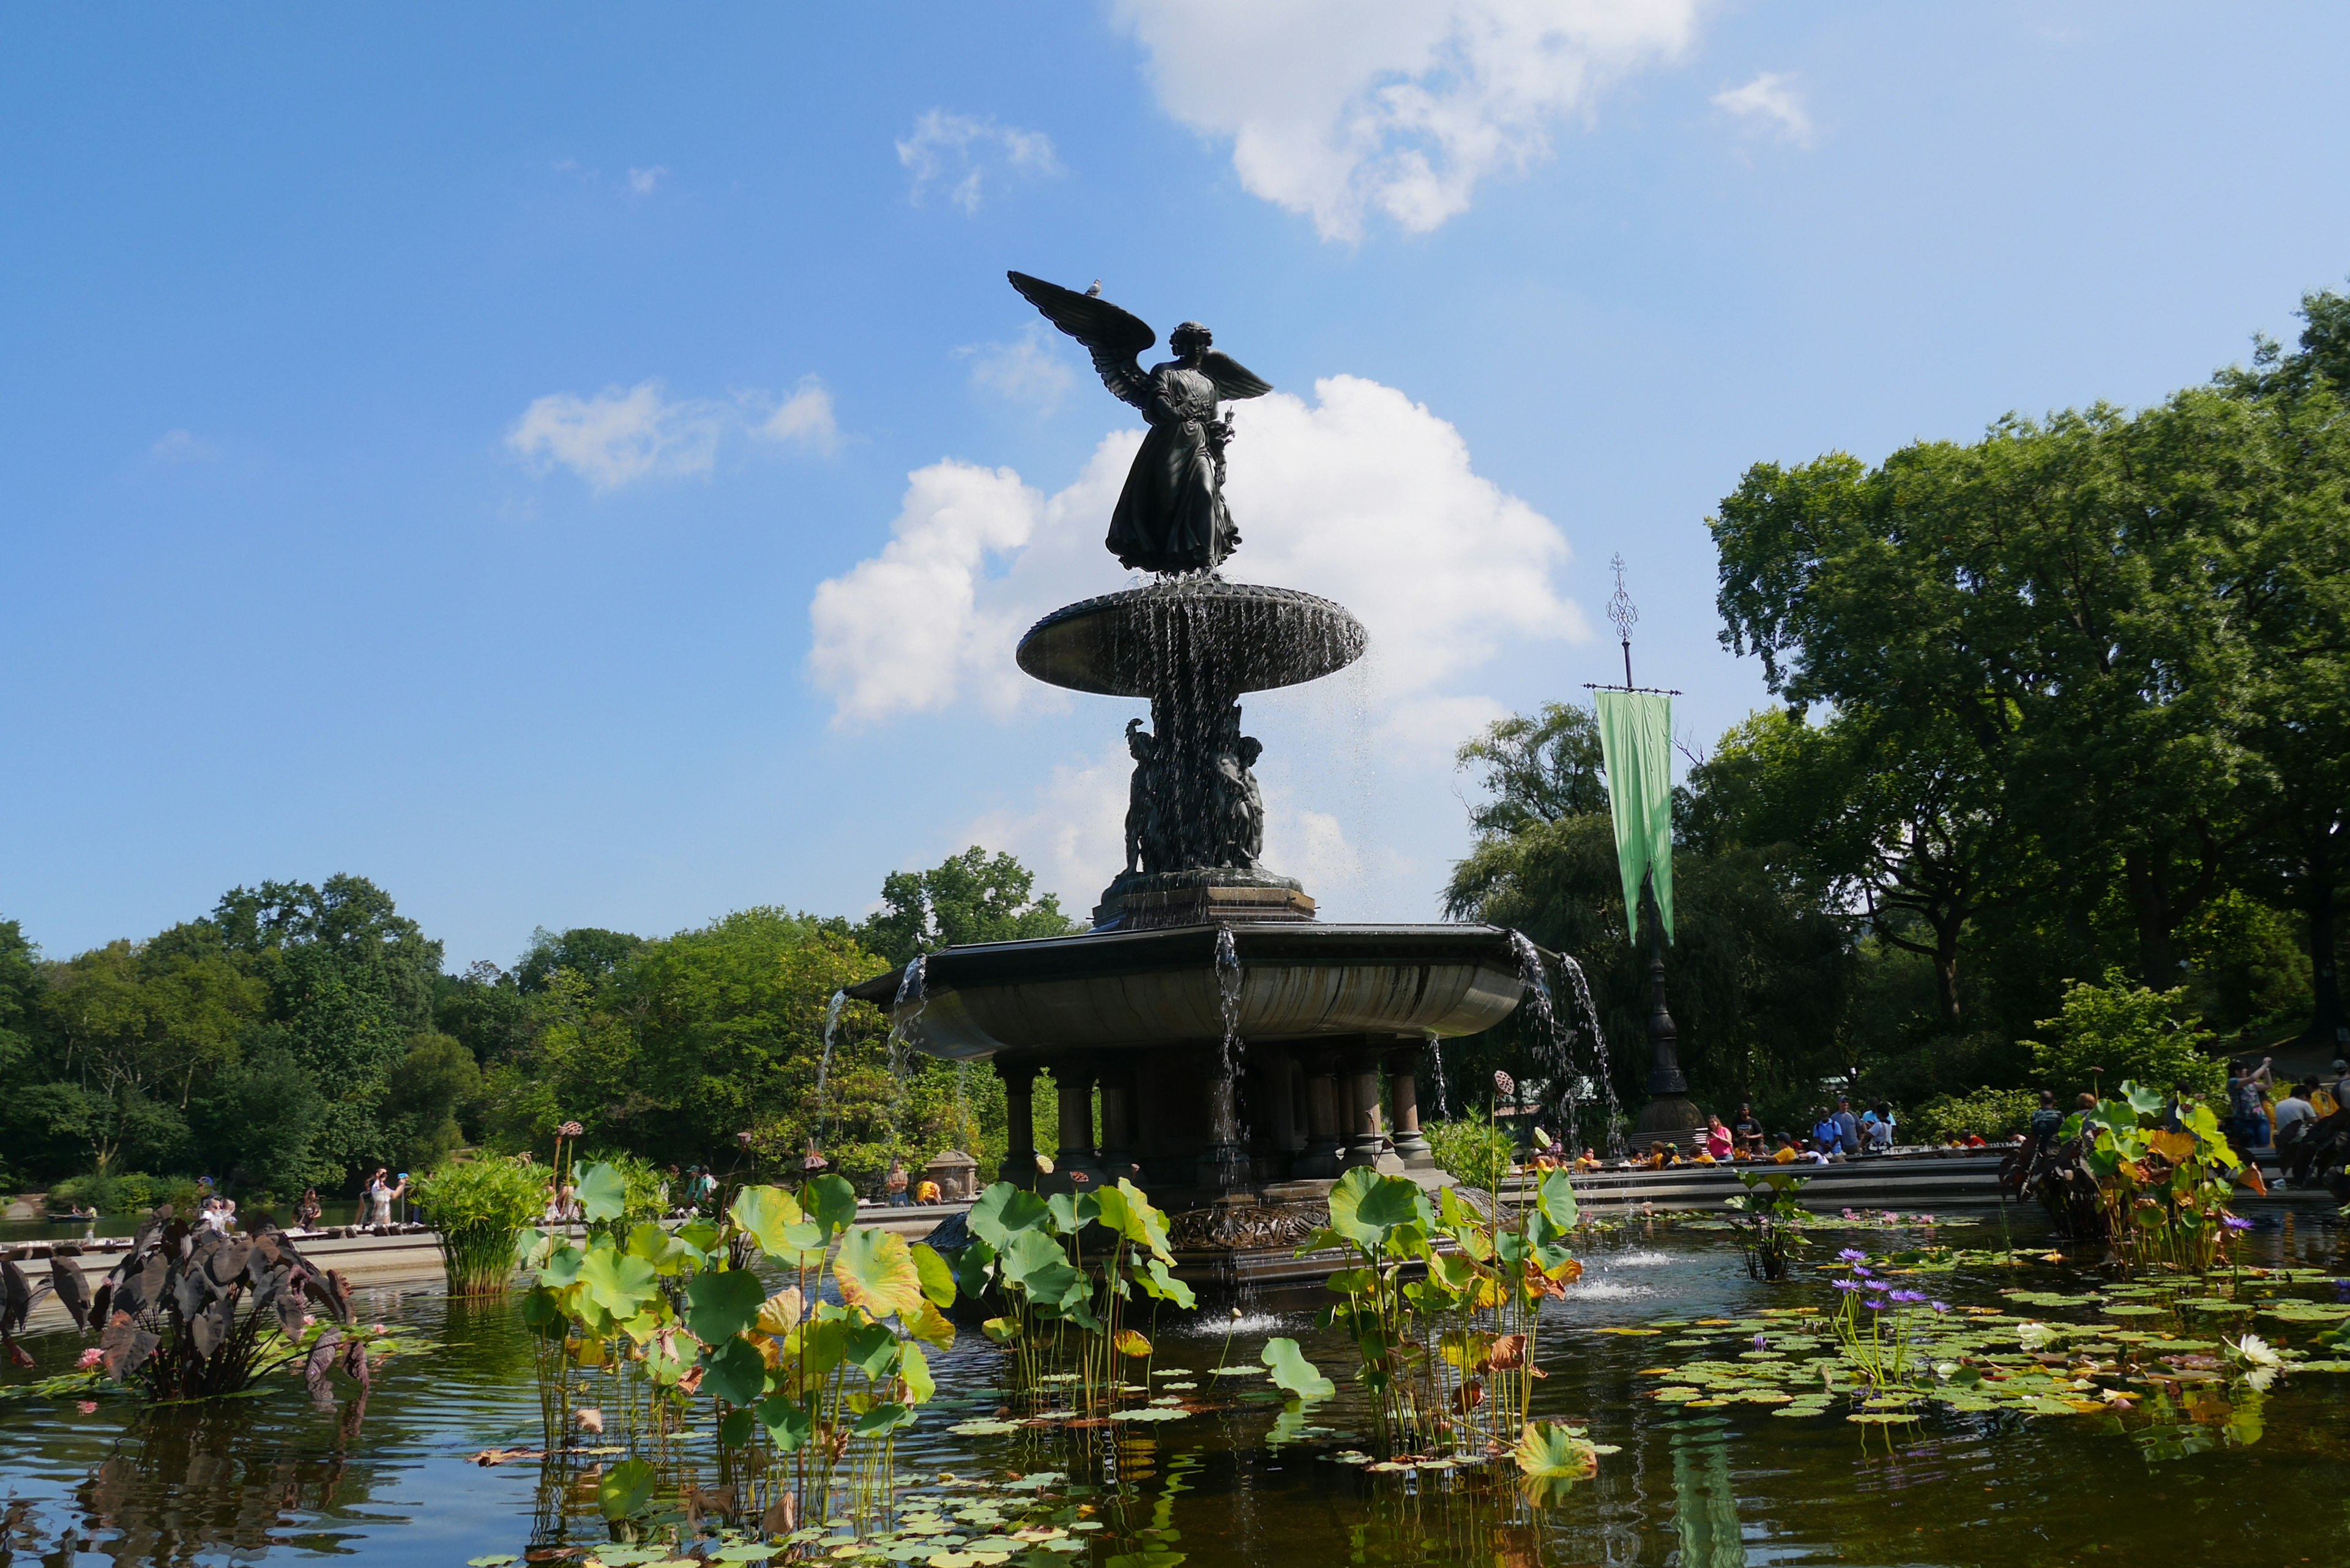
[6,2,2347,968]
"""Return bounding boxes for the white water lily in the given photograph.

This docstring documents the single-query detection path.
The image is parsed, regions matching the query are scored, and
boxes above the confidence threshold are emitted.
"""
[2231,1333,2283,1391]
[1933,1361,1960,1382]
[2016,1321,2057,1351]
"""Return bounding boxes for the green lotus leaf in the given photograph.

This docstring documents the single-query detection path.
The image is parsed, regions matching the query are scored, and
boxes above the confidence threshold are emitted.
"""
[575,1163,630,1224]
[577,1245,660,1317]
[597,1457,657,1520]
[759,1394,814,1450]
[1513,1420,1598,1477]
[685,1269,767,1343]
[835,1226,928,1320]
[911,1242,958,1309]
[968,1184,1051,1249]
[1261,1337,1335,1400]
[700,1334,769,1406]
[1327,1167,1430,1248]
[729,1185,805,1259]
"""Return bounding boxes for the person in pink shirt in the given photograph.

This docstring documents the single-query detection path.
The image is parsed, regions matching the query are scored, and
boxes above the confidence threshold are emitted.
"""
[1703,1114,1736,1162]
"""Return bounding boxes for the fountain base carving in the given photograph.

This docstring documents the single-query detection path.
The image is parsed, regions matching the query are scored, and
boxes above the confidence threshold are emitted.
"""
[1092,868,1315,930]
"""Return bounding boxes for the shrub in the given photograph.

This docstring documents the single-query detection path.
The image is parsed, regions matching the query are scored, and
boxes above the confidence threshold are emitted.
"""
[1426,1111,1515,1192]
[1911,1087,2040,1146]
[411,1154,548,1296]
[2023,970,2224,1102]
[50,1170,164,1214]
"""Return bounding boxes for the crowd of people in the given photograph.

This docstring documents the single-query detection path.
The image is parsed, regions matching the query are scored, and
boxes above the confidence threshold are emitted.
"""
[1520,1054,2350,1182]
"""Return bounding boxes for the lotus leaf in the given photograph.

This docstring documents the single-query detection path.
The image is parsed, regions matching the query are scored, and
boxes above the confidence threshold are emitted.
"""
[597,1457,657,1520]
[805,1174,861,1236]
[833,1226,927,1319]
[968,1184,1051,1249]
[911,1242,958,1309]
[686,1269,767,1342]
[1327,1167,1430,1248]
[759,1394,815,1450]
[1261,1337,1335,1399]
[577,1247,660,1317]
[1513,1420,1598,1477]
[701,1334,770,1406]
[575,1163,630,1224]
[730,1185,805,1260]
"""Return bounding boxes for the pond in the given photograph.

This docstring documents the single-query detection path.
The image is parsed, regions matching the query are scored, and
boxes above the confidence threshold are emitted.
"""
[4,1209,2348,1568]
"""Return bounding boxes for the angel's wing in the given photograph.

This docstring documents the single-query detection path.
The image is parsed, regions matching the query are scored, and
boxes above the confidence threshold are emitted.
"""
[1008,271,1155,410]
[1198,350,1272,401]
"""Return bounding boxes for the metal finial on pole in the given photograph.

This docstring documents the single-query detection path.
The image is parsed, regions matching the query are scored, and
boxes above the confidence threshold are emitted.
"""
[1606,553,1638,689]
[1585,556,1678,698]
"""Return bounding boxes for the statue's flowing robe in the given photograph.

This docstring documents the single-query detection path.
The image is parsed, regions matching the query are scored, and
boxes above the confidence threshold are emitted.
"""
[1106,363,1236,574]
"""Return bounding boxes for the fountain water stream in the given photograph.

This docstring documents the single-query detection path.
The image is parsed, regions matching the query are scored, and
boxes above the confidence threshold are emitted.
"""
[1555,954,1626,1159]
[814,988,847,1143]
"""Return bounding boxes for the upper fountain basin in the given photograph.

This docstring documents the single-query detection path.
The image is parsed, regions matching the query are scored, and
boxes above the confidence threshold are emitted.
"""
[1016,578,1368,697]
[844,922,1526,1062]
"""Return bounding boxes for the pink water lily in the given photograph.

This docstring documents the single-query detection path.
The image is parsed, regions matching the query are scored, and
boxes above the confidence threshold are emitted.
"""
[76,1348,104,1370]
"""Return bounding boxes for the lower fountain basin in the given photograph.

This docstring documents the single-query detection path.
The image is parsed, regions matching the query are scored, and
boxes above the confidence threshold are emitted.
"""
[843,922,1525,1061]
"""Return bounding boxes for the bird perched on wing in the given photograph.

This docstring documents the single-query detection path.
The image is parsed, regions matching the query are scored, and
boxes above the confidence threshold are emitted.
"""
[1086,280,1102,296]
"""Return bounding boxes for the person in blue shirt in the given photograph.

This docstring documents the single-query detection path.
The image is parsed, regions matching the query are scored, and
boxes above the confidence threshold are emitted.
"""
[1833,1097,1863,1156]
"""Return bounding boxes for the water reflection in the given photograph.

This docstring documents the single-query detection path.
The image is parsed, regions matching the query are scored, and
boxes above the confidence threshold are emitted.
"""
[0,1215,2344,1568]
[68,1404,372,1567]
[1666,1419,1744,1568]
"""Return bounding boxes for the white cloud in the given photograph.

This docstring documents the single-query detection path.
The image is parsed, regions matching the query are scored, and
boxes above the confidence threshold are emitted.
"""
[1114,0,1702,241]
[1712,71,1814,147]
[806,461,1045,725]
[958,324,1080,412]
[896,110,1063,214]
[509,377,840,490]
[626,165,670,195]
[148,428,220,465]
[758,378,840,454]
[507,381,726,491]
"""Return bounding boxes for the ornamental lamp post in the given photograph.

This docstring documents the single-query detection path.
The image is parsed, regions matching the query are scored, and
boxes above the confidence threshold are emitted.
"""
[1584,556,1699,1140]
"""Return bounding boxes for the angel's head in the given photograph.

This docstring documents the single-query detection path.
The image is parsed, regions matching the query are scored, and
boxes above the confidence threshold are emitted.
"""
[1169,321,1212,359]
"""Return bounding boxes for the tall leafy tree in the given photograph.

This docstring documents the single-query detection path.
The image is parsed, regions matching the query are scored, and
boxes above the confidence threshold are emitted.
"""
[855,846,1084,965]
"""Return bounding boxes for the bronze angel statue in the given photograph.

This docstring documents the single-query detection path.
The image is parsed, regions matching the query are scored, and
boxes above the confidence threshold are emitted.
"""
[1009,271,1271,575]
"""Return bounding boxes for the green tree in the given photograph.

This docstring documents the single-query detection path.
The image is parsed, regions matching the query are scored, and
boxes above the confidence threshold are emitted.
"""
[1442,707,1851,1124]
[212,875,446,1181]
[515,927,645,993]
[854,847,1083,965]
[386,1031,481,1169]
[1710,409,2256,995]
[2215,289,2350,1051]
[2021,969,2223,1101]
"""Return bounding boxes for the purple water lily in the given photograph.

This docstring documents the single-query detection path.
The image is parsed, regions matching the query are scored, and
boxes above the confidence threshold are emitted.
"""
[1930,1301,1952,1315]
[1889,1290,1928,1305]
[1753,1333,1769,1350]
[2221,1216,2255,1233]
[1832,1279,1862,1293]
[1838,1248,1868,1264]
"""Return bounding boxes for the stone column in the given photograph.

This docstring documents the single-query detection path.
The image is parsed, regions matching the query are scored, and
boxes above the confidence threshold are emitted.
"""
[1097,1060,1135,1178]
[1387,1040,1436,1171]
[998,1059,1039,1189]
[1198,1045,1249,1190]
[1296,1049,1344,1178]
[1340,1044,1391,1170]
[1055,1058,1100,1178]
[1256,1047,1300,1159]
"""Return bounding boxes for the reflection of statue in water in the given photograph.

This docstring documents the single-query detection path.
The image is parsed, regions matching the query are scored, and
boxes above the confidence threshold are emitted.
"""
[1007,272,1271,575]
[1123,717,1163,876]
[1215,734,1264,869]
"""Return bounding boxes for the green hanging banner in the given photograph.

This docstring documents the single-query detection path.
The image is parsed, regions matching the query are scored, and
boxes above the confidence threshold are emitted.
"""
[1592,689,1675,946]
